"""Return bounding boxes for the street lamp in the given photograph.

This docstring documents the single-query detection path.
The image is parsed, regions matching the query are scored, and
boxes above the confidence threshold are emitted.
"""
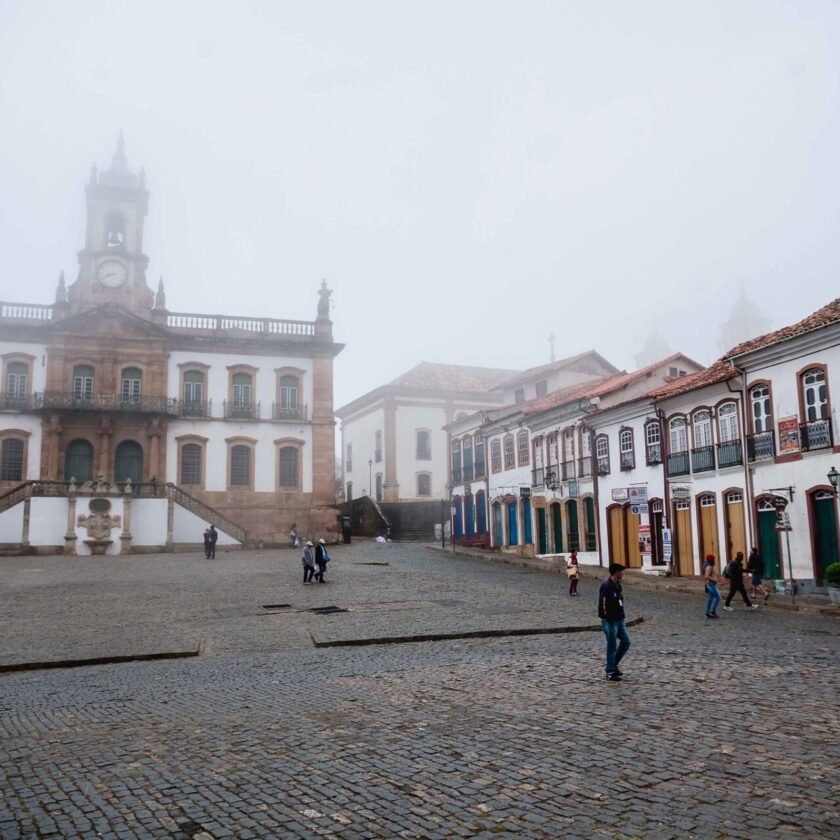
[827,466,840,494]
[368,459,373,499]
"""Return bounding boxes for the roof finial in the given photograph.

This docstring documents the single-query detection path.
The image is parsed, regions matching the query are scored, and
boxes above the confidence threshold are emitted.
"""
[154,276,166,310]
[317,278,332,320]
[55,270,67,303]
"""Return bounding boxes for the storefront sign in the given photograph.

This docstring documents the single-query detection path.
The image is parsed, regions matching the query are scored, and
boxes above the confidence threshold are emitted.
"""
[611,488,629,501]
[631,504,649,516]
[628,486,648,504]
[662,528,672,563]
[671,485,691,501]
[777,416,800,454]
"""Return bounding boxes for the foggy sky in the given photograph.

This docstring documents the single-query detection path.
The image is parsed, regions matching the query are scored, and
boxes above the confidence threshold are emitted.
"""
[1,0,838,410]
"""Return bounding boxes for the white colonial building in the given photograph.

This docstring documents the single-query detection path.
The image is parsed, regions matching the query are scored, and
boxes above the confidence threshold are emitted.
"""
[0,137,342,553]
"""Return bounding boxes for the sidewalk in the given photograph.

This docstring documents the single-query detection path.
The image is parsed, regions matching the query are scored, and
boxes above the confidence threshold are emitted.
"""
[435,543,840,618]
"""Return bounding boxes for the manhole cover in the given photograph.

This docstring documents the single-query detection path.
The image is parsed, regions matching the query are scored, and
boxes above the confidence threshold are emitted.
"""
[309,606,348,615]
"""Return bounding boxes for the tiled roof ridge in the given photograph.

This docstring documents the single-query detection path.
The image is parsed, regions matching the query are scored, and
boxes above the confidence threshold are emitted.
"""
[388,361,521,389]
[494,349,618,388]
[647,357,737,400]
[724,297,840,359]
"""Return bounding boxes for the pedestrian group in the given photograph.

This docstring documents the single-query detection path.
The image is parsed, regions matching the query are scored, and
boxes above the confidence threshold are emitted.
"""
[302,537,330,584]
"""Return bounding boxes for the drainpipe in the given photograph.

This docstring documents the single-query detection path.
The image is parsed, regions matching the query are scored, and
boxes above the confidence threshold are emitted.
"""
[728,363,756,552]
[656,404,673,576]
[590,424,604,568]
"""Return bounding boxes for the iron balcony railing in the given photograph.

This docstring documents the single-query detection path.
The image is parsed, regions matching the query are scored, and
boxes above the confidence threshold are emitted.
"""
[646,444,662,466]
[271,403,308,421]
[532,467,545,487]
[746,430,775,462]
[451,467,463,484]
[667,451,690,477]
[717,439,743,468]
[578,457,592,478]
[179,399,212,418]
[620,453,635,471]
[596,460,609,476]
[800,419,833,451]
[561,460,575,481]
[34,392,178,415]
[223,400,260,420]
[691,445,715,473]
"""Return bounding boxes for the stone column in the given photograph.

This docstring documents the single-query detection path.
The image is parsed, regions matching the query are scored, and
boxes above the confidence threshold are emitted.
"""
[98,416,113,480]
[64,489,78,555]
[147,418,161,481]
[310,356,337,505]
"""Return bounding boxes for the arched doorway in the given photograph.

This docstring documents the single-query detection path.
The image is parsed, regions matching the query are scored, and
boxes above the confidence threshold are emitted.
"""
[465,492,475,537]
[608,505,626,565]
[115,440,143,483]
[697,493,719,564]
[452,495,463,539]
[566,500,580,551]
[673,499,694,575]
[583,497,596,551]
[724,490,747,564]
[551,503,563,552]
[506,500,518,545]
[522,497,532,545]
[756,497,782,578]
[537,506,548,554]
[476,491,487,535]
[64,439,94,482]
[810,490,839,582]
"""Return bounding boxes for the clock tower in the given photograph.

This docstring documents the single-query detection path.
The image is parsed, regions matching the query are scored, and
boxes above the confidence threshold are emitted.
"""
[67,133,154,317]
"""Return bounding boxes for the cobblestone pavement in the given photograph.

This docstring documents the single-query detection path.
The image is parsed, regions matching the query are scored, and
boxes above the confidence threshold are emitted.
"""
[1,544,838,839]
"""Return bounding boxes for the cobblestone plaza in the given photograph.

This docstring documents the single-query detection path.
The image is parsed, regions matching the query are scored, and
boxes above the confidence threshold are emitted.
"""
[1,545,838,839]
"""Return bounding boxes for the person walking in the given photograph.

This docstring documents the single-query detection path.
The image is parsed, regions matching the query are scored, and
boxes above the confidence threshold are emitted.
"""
[598,563,630,682]
[747,546,769,603]
[208,524,218,559]
[566,550,580,596]
[290,523,298,549]
[703,554,721,618]
[203,527,212,559]
[301,541,315,584]
[723,551,757,611]
[314,538,330,583]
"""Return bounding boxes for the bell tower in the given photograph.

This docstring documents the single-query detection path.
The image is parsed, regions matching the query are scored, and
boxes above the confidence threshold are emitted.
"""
[67,133,154,317]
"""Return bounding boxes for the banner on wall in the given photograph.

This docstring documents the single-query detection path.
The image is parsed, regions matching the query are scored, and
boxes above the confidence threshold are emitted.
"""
[777,416,800,453]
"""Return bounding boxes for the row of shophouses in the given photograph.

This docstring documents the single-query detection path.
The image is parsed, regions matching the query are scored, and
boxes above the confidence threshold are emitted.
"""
[446,298,840,589]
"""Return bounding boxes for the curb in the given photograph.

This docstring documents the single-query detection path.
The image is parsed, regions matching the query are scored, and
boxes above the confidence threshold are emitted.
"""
[0,647,201,675]
[310,616,645,648]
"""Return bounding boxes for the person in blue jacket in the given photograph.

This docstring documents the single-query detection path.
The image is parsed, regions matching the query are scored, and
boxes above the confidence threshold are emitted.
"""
[598,563,630,682]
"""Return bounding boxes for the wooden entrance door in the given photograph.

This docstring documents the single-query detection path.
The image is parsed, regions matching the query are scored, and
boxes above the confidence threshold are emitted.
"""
[673,500,694,575]
[698,494,719,567]
[608,506,626,566]
[757,499,782,578]
[724,491,746,564]
[625,505,641,568]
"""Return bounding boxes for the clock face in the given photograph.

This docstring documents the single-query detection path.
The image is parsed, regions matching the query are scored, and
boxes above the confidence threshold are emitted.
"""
[97,259,128,288]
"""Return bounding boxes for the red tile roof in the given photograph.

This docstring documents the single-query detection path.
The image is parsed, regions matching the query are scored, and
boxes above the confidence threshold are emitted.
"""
[724,297,840,359]
[388,362,519,392]
[647,358,738,400]
[493,350,619,389]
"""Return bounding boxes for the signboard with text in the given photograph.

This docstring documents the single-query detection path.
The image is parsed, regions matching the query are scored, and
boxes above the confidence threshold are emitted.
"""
[777,416,800,454]
[662,528,672,564]
[670,485,691,501]
[628,487,648,505]
[611,488,629,501]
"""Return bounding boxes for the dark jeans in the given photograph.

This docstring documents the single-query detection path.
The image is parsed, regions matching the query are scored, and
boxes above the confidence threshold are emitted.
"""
[601,619,630,675]
[209,543,216,559]
[315,561,326,582]
[569,576,578,595]
[303,565,314,583]
[726,580,752,607]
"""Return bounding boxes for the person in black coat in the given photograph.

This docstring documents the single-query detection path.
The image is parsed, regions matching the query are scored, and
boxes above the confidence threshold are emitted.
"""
[314,538,329,583]
[724,552,757,611]
[208,525,218,559]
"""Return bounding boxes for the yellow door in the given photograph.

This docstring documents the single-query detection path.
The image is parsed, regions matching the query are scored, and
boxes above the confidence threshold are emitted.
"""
[673,501,694,576]
[725,491,747,563]
[608,506,626,565]
[698,495,719,566]
[625,505,641,568]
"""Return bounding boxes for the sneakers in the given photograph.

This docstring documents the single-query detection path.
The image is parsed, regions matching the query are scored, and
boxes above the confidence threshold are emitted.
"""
[723,606,733,612]
[749,604,759,610]
[710,612,719,618]
[614,668,623,677]
[605,673,622,682]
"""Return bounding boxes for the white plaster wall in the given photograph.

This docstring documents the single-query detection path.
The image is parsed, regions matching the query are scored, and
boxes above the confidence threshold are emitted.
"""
[28,497,67,545]
[395,404,448,499]
[0,503,23,542]
[130,499,168,545]
[173,504,239,544]
[0,341,49,391]
[341,405,384,496]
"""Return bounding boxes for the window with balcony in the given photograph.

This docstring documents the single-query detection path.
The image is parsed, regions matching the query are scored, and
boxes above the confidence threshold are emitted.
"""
[120,367,142,405]
[562,428,575,480]
[278,375,299,418]
[532,435,544,485]
[503,434,515,469]
[491,439,502,473]
[232,373,253,416]
[5,362,29,401]
[183,370,206,416]
[717,401,742,467]
[474,435,485,478]
[595,434,609,475]
[748,383,775,461]
[451,440,462,484]
[619,428,635,470]
[645,420,661,465]
[691,410,714,472]
[517,430,529,467]
[667,417,689,477]
[579,427,592,478]
[73,365,94,403]
[462,436,473,481]
[800,367,832,450]
[416,429,432,460]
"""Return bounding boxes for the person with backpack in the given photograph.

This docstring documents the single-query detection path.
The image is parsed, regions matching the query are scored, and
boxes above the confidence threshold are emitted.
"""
[747,546,769,603]
[723,551,758,611]
[703,554,721,618]
[301,541,315,584]
[314,538,330,583]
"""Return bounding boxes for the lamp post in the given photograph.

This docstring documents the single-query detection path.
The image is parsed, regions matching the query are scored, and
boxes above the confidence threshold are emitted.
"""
[368,459,373,499]
[827,466,839,494]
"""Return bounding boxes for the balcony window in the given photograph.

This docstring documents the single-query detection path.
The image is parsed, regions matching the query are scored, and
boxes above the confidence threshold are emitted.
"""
[802,368,829,422]
[645,420,661,465]
[183,371,205,415]
[451,440,461,484]
[669,417,687,453]
[517,430,529,466]
[463,436,473,481]
[747,430,775,462]
[619,429,635,471]
[6,363,28,400]
[503,435,515,469]
[595,435,609,475]
[474,435,485,478]
[751,384,772,433]
[800,419,833,451]
[278,375,299,418]
[667,451,690,477]
[491,439,502,473]
[121,368,142,405]
[73,365,94,403]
